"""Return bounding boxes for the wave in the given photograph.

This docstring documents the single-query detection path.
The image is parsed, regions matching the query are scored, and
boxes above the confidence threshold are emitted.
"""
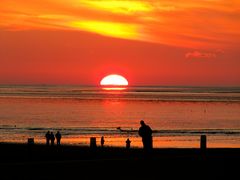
[1,125,240,136]
[0,85,240,102]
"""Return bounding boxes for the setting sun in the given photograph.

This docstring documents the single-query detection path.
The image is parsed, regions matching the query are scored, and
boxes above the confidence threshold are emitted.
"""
[100,74,128,89]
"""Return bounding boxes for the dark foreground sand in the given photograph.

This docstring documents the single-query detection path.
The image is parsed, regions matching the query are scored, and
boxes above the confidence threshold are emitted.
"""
[1,143,239,180]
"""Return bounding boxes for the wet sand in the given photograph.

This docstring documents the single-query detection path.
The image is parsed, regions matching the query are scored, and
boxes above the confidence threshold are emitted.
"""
[0,143,239,179]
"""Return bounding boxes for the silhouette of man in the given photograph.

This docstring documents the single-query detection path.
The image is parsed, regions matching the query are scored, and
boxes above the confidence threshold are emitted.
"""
[55,131,62,146]
[138,120,153,151]
[50,132,55,146]
[45,131,50,146]
[101,136,105,147]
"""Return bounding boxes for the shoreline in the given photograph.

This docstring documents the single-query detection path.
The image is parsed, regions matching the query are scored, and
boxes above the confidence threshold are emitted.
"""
[1,133,240,149]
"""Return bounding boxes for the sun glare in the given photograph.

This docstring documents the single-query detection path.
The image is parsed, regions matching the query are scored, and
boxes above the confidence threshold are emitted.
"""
[100,74,128,90]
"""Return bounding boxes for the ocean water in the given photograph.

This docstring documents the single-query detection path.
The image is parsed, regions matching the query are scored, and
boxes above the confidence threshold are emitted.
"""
[0,85,240,148]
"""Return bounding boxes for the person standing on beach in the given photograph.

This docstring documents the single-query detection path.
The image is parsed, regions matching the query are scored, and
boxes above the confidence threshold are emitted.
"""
[50,132,55,146]
[138,120,153,151]
[45,131,50,146]
[55,131,62,146]
[126,138,131,149]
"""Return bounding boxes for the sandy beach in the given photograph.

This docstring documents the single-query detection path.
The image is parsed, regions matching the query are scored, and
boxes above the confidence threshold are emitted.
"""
[1,143,239,179]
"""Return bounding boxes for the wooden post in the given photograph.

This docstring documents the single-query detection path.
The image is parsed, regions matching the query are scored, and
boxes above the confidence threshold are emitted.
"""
[27,138,34,160]
[90,137,97,149]
[200,135,207,150]
[28,138,34,145]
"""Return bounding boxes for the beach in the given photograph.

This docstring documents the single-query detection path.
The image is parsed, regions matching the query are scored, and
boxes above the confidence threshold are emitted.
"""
[1,143,239,179]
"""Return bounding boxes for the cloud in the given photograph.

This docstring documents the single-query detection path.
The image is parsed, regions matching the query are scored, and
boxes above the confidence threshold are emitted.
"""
[185,50,217,59]
[1,0,240,48]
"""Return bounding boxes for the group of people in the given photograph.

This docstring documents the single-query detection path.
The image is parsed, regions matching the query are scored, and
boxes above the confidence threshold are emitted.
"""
[44,120,152,151]
[45,131,62,146]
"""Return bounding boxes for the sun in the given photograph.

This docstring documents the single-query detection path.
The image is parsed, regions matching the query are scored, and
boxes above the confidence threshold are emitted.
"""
[100,74,128,90]
[100,74,128,86]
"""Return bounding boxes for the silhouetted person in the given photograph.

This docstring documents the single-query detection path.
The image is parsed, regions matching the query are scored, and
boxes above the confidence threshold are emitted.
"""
[50,132,55,146]
[138,120,153,152]
[126,138,131,149]
[101,136,105,147]
[45,131,50,146]
[55,131,62,146]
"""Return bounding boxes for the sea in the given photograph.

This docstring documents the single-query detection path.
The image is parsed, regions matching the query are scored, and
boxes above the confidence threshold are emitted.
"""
[0,85,240,148]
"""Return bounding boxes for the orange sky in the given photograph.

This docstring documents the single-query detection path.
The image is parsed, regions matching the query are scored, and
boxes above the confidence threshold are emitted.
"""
[0,0,239,86]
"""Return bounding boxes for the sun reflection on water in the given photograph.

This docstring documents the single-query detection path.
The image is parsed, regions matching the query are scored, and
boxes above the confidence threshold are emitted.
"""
[102,87,127,91]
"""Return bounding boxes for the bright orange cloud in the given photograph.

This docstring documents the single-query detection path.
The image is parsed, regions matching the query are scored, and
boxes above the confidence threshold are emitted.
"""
[70,21,140,40]
[1,0,240,48]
